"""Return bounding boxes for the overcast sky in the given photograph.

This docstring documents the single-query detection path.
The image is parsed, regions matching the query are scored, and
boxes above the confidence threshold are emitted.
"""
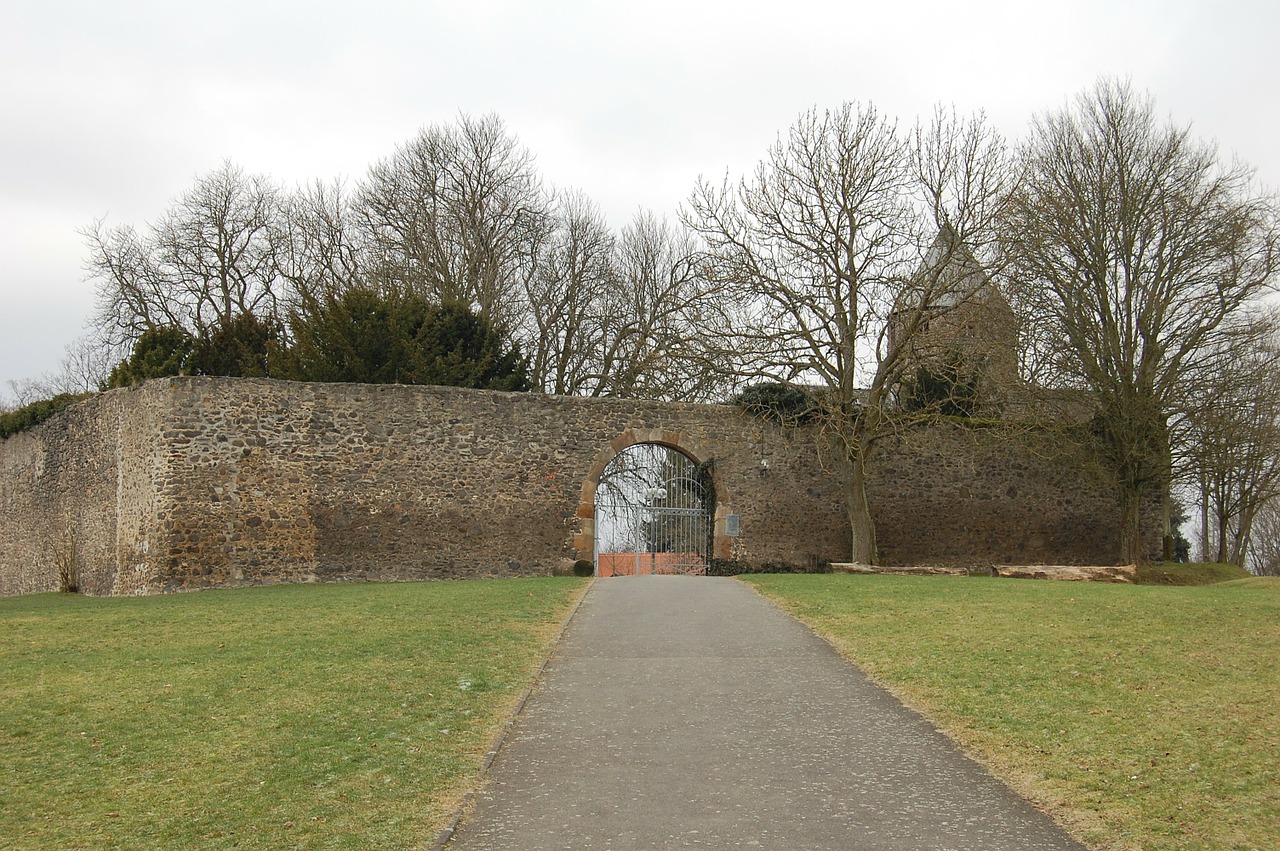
[2,0,1277,402]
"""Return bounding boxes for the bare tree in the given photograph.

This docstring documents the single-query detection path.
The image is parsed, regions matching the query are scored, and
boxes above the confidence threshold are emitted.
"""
[76,118,727,402]
[596,212,727,401]
[522,190,617,395]
[1002,79,1280,564]
[1245,496,1280,575]
[1174,313,1280,565]
[83,218,184,340]
[3,378,53,410]
[274,178,367,317]
[355,113,551,329]
[0,331,112,417]
[84,161,285,345]
[522,202,728,401]
[54,333,118,394]
[686,103,1010,563]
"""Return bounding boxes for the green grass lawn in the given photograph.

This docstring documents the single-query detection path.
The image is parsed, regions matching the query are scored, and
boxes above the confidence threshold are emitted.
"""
[745,574,1280,851]
[1135,562,1253,585]
[0,578,586,850]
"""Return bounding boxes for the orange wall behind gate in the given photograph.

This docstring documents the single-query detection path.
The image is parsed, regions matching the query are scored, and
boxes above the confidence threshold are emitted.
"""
[596,552,707,577]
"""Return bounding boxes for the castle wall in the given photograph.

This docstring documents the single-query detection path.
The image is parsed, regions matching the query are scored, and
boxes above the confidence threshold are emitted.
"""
[141,377,849,590]
[0,407,106,595]
[869,422,1135,566]
[1,377,1144,596]
[0,389,169,596]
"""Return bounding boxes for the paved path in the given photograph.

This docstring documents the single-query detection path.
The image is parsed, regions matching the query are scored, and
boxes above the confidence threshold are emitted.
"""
[445,576,1086,850]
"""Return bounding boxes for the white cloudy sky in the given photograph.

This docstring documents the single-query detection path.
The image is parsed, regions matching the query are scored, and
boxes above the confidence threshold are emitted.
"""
[2,0,1277,401]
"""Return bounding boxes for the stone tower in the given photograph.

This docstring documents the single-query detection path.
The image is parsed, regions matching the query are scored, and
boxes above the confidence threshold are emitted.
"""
[888,226,1018,414]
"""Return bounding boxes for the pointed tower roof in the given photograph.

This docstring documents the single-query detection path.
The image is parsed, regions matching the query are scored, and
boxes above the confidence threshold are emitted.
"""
[913,223,989,309]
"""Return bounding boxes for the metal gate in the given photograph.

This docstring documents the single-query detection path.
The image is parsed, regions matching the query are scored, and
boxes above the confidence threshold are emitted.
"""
[594,445,712,577]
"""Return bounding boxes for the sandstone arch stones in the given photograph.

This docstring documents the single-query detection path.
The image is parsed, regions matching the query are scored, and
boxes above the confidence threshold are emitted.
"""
[577,427,738,568]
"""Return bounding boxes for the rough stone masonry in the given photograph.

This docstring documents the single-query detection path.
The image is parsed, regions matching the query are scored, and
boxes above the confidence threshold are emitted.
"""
[0,376,1141,596]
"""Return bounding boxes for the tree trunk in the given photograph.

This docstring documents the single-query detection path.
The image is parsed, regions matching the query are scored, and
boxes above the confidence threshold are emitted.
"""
[1231,503,1258,568]
[1160,437,1174,561]
[847,443,878,565]
[1214,508,1229,564]
[1118,486,1145,565]
[1199,478,1210,563]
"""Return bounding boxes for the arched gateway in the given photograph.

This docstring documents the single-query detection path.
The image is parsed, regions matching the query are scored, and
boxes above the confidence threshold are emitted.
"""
[574,428,734,575]
[594,444,712,576]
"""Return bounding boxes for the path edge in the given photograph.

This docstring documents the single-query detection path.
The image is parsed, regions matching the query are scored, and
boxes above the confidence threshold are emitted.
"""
[732,575,1092,849]
[430,577,595,850]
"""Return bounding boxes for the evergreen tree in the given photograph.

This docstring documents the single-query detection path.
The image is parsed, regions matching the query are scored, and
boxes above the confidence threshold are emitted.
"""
[410,301,531,391]
[289,289,530,390]
[190,312,282,378]
[105,326,195,388]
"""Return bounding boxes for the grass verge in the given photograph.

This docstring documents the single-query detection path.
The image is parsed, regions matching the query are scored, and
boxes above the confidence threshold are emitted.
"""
[0,578,587,850]
[1135,562,1252,585]
[744,574,1279,851]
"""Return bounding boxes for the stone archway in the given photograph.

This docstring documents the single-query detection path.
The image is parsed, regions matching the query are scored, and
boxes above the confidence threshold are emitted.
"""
[573,428,734,571]
[594,444,710,576]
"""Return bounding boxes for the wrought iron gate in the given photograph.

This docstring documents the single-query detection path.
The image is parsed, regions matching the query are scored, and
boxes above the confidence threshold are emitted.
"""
[594,445,712,576]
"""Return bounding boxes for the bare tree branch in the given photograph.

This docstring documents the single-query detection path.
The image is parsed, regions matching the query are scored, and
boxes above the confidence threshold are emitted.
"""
[1002,78,1280,563]
[686,103,1011,563]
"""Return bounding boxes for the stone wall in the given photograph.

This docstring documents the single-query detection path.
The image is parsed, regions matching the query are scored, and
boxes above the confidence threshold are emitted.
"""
[868,422,1137,566]
[144,377,849,591]
[0,389,169,596]
[0,377,1148,596]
